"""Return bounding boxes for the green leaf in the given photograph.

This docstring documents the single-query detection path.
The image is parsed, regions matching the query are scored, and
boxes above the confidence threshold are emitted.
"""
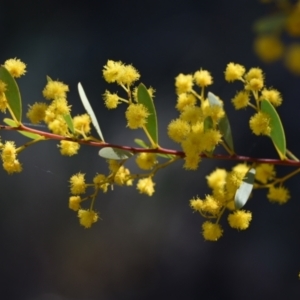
[134,138,150,148]
[260,99,286,160]
[3,118,44,140]
[203,116,213,131]
[0,66,22,121]
[137,83,158,146]
[63,114,74,134]
[207,92,234,152]
[253,14,286,34]
[234,168,256,210]
[78,82,105,141]
[99,147,133,160]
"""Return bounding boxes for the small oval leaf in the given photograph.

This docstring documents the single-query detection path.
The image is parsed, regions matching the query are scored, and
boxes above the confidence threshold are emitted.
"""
[3,118,44,140]
[207,92,234,152]
[234,168,256,209]
[63,114,74,134]
[78,82,105,141]
[99,147,133,160]
[137,83,158,146]
[260,99,286,160]
[0,66,22,121]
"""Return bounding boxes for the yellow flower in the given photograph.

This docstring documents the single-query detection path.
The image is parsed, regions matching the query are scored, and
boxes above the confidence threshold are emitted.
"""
[206,168,227,190]
[224,62,245,82]
[73,114,91,134]
[267,185,290,204]
[135,153,157,170]
[231,91,250,110]
[260,88,282,107]
[69,196,81,211]
[26,102,48,124]
[125,103,149,129]
[114,166,133,186]
[93,174,109,192]
[137,177,155,196]
[2,159,22,174]
[255,164,275,184]
[244,68,264,91]
[284,43,300,75]
[176,93,197,111]
[190,197,204,212]
[202,221,223,241]
[103,90,120,109]
[167,118,190,143]
[117,64,140,86]
[183,153,201,170]
[228,210,252,230]
[193,69,213,87]
[1,141,17,163]
[4,58,26,78]
[285,7,300,37]
[254,35,284,63]
[78,209,99,228]
[249,111,271,136]
[59,141,80,156]
[175,73,193,94]
[180,105,203,125]
[0,93,8,112]
[70,172,86,194]
[42,80,69,100]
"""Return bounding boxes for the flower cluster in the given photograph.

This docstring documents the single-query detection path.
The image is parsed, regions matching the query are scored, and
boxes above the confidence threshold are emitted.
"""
[225,62,283,136]
[190,164,252,241]
[168,69,223,170]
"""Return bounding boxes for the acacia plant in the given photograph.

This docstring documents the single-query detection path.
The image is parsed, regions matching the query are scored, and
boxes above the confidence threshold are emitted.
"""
[0,58,298,241]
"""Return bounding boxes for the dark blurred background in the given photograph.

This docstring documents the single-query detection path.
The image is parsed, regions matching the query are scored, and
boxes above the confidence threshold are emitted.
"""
[1,0,300,299]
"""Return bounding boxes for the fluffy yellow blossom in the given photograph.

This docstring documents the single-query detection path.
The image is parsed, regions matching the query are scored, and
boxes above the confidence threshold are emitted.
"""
[70,172,86,195]
[26,102,48,124]
[202,221,223,241]
[183,153,201,170]
[176,93,197,111]
[73,114,91,134]
[206,168,227,190]
[249,111,271,136]
[125,103,149,129]
[267,185,290,204]
[228,210,252,230]
[4,58,26,78]
[47,118,68,135]
[244,68,264,91]
[59,141,80,156]
[180,105,203,125]
[167,119,190,143]
[93,174,109,192]
[3,159,22,174]
[284,44,300,75]
[114,166,133,186]
[1,141,17,163]
[202,105,225,124]
[137,177,155,196]
[231,91,250,110]
[254,36,284,63]
[108,159,120,172]
[175,74,193,94]
[78,209,99,228]
[103,90,120,109]
[200,195,221,215]
[260,89,282,107]
[255,163,275,184]
[190,197,203,212]
[201,129,222,152]
[118,64,140,86]
[103,60,124,83]
[42,80,69,100]
[224,63,245,82]
[193,69,213,87]
[69,196,81,211]
[135,153,157,170]
[232,163,249,176]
